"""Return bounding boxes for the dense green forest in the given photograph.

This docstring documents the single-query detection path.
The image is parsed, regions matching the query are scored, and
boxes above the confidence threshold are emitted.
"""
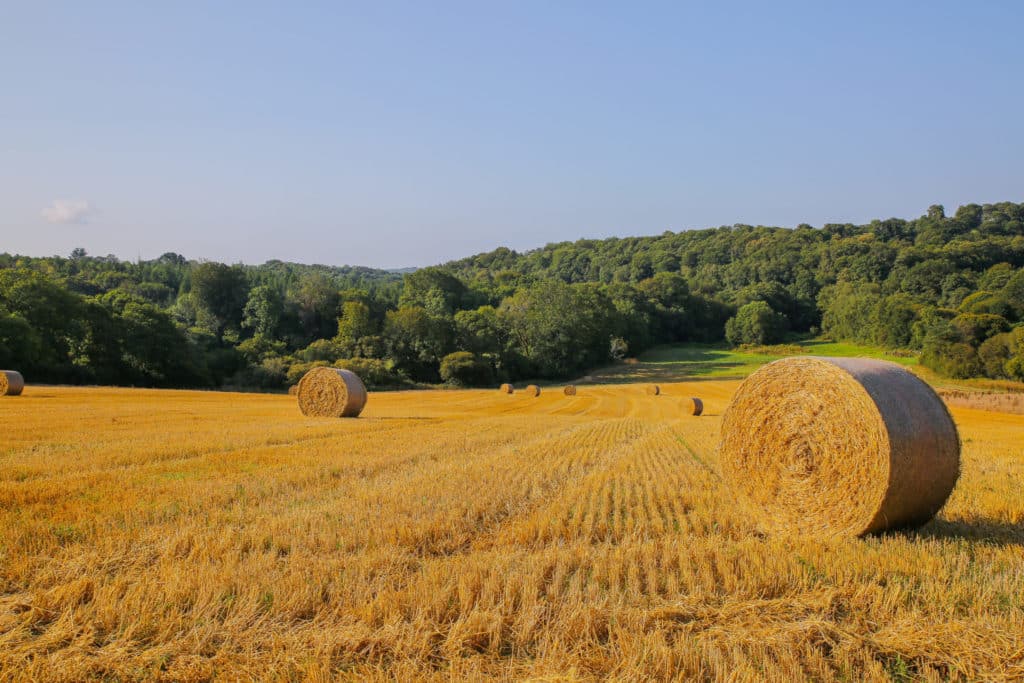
[3,201,1024,389]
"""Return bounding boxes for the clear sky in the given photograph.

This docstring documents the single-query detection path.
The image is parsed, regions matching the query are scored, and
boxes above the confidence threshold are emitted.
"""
[2,2,1022,268]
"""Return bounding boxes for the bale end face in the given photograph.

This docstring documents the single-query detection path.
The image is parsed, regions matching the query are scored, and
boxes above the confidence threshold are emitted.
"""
[525,384,541,397]
[499,383,514,394]
[563,385,577,396]
[0,370,25,396]
[646,385,661,396]
[719,356,960,538]
[297,367,368,418]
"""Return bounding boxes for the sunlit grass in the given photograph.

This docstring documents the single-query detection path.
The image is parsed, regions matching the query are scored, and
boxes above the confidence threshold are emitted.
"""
[0,377,1021,681]
[589,339,916,384]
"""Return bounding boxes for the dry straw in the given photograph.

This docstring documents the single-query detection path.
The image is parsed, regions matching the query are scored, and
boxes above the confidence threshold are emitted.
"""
[720,356,960,537]
[524,385,541,397]
[287,385,299,396]
[685,397,703,416]
[563,385,577,396]
[296,367,368,418]
[499,383,514,394]
[646,385,660,396]
[0,370,24,396]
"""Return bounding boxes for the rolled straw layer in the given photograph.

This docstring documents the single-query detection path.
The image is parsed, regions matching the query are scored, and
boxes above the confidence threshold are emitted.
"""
[563,385,577,396]
[524,384,541,397]
[297,367,368,418]
[720,356,960,537]
[499,383,514,394]
[0,370,24,396]
[685,397,703,416]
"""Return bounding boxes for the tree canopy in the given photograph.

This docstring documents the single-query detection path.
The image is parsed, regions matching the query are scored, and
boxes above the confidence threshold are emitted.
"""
[4,200,1024,388]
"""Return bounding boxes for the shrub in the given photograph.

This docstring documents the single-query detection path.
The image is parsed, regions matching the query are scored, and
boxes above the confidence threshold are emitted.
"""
[297,339,343,362]
[439,351,495,387]
[236,335,287,364]
[725,301,788,346]
[950,313,1010,346]
[959,290,1012,317]
[922,342,981,379]
[334,358,409,388]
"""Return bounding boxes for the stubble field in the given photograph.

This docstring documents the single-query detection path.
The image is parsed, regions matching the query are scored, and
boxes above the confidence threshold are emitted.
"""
[1,381,1022,681]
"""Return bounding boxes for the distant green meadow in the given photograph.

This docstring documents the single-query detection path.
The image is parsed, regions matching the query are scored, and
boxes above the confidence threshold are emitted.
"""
[589,340,918,384]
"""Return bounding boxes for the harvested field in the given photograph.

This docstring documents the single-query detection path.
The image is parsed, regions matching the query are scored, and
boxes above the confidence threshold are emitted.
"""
[939,388,1024,415]
[0,382,1022,681]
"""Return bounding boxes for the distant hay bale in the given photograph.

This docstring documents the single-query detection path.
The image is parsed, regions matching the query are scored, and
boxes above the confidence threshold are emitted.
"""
[287,384,299,396]
[0,370,24,396]
[720,357,960,537]
[499,383,514,394]
[524,384,541,397]
[685,397,703,416]
[296,367,368,418]
[646,385,660,396]
[563,385,577,396]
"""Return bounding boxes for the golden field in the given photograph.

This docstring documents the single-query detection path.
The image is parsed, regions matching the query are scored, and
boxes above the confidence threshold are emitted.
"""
[1,381,1023,682]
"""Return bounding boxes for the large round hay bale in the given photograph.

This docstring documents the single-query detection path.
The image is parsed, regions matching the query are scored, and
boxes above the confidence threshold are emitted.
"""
[499,383,514,394]
[524,384,540,397]
[296,367,368,418]
[563,385,577,396]
[720,357,960,537]
[0,370,24,396]
[646,384,660,396]
[287,384,299,396]
[685,397,703,416]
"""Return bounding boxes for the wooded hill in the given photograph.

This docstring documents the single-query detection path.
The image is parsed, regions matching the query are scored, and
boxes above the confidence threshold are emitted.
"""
[2,201,1023,388]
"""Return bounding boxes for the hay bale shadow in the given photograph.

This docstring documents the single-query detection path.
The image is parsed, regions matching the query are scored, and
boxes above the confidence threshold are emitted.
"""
[892,518,1024,547]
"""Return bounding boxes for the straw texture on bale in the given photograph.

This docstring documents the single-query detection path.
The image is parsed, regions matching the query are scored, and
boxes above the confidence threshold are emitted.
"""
[646,385,660,396]
[0,370,24,396]
[287,385,299,396]
[685,397,703,416]
[296,367,368,418]
[499,383,514,394]
[563,385,577,396]
[525,384,541,397]
[720,357,960,537]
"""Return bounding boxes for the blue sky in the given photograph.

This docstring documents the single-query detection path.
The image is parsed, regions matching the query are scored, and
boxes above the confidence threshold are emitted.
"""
[2,2,1022,268]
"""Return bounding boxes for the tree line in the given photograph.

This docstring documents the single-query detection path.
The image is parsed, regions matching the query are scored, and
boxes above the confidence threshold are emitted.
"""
[2,201,1024,388]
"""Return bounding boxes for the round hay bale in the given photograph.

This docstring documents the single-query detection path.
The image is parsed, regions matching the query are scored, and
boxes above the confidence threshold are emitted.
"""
[685,397,703,416]
[296,367,368,418]
[287,384,299,395]
[499,383,514,394]
[563,385,577,396]
[646,384,660,396]
[524,384,541,397]
[720,356,960,537]
[0,370,24,396]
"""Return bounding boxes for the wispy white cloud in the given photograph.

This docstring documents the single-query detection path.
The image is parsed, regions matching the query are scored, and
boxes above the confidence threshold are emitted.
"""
[41,199,94,224]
